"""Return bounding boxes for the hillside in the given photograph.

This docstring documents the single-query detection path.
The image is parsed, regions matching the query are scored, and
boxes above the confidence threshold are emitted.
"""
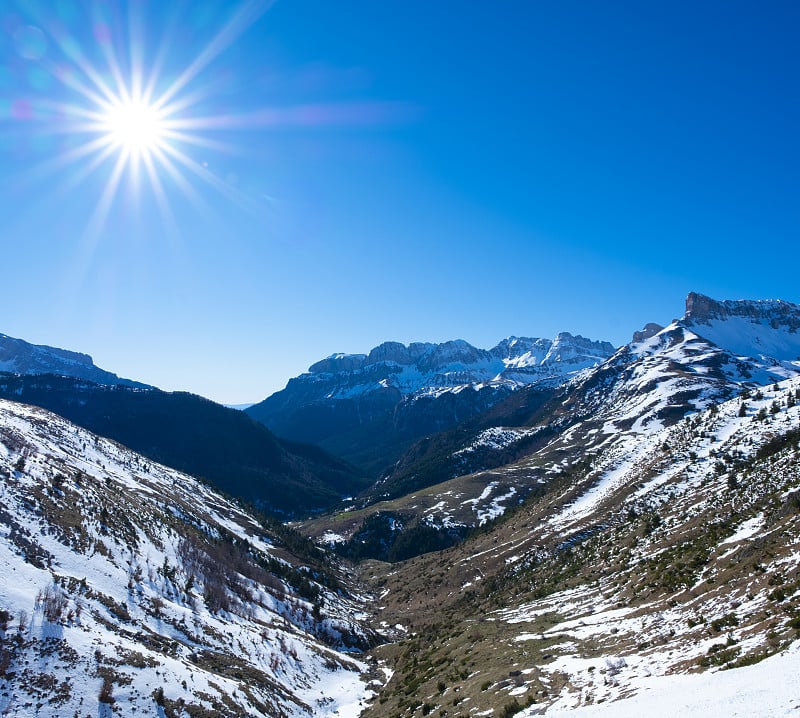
[0,398,384,717]
[356,376,800,716]
[0,374,370,516]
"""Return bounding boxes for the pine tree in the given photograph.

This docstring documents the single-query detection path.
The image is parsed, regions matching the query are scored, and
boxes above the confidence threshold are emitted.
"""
[738,403,747,417]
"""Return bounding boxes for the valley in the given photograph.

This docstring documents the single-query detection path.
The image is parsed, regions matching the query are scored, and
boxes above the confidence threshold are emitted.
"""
[1,292,800,716]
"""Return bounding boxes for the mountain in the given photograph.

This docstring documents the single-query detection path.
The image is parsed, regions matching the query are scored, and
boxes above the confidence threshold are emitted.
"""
[0,374,370,516]
[247,333,616,474]
[0,332,148,387]
[0,398,383,717]
[306,293,800,560]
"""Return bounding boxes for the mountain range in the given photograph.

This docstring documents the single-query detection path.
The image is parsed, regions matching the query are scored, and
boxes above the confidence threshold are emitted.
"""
[305,292,800,559]
[1,291,800,716]
[246,333,616,474]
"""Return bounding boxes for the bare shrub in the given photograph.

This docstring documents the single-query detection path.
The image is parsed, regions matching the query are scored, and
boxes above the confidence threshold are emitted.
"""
[203,579,231,614]
[98,676,115,704]
[41,584,68,623]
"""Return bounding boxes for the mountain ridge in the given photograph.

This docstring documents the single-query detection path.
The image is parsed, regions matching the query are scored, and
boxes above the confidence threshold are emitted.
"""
[0,332,149,388]
[306,292,800,558]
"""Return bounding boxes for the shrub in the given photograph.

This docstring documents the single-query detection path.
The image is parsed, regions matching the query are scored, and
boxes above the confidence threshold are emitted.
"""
[41,584,68,623]
[98,677,115,704]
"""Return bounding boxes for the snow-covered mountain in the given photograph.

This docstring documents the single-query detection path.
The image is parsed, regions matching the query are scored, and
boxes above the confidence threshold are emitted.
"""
[0,332,147,387]
[0,399,382,717]
[315,293,800,552]
[299,333,615,397]
[3,291,800,717]
[247,333,615,474]
[683,291,800,367]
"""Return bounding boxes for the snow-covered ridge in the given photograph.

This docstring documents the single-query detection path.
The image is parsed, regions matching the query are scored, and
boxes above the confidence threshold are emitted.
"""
[310,334,616,376]
[685,291,800,327]
[683,293,800,365]
[0,332,147,387]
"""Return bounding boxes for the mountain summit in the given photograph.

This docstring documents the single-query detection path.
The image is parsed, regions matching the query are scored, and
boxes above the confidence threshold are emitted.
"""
[0,332,147,387]
[682,292,800,366]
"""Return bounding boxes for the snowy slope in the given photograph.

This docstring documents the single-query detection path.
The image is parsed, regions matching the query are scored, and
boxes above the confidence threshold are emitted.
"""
[537,643,800,717]
[0,399,381,717]
[0,332,147,387]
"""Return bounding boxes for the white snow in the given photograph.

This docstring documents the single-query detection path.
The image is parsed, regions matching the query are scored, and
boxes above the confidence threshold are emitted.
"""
[533,643,800,717]
[722,513,765,545]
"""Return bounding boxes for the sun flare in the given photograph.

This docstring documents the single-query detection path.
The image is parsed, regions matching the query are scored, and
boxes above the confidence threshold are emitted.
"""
[18,0,391,240]
[102,99,165,156]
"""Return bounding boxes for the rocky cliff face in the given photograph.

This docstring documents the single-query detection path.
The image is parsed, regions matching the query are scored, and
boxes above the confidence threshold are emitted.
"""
[685,291,800,331]
[681,293,800,365]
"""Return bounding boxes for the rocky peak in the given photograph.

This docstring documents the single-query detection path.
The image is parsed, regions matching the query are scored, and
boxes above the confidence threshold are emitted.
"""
[418,339,488,371]
[632,323,665,344]
[308,353,367,374]
[549,332,617,358]
[490,336,551,360]
[365,341,432,367]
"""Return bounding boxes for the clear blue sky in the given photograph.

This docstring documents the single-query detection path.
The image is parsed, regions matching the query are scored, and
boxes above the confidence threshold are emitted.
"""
[1,0,798,403]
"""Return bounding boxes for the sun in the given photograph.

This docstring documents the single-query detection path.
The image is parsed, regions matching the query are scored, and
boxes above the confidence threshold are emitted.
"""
[102,98,166,157]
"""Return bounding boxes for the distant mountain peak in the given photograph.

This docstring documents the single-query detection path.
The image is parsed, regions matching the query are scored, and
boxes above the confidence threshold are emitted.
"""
[0,331,149,387]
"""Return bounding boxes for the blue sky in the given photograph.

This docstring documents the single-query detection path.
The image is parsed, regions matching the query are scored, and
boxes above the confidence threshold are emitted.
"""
[1,0,798,404]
